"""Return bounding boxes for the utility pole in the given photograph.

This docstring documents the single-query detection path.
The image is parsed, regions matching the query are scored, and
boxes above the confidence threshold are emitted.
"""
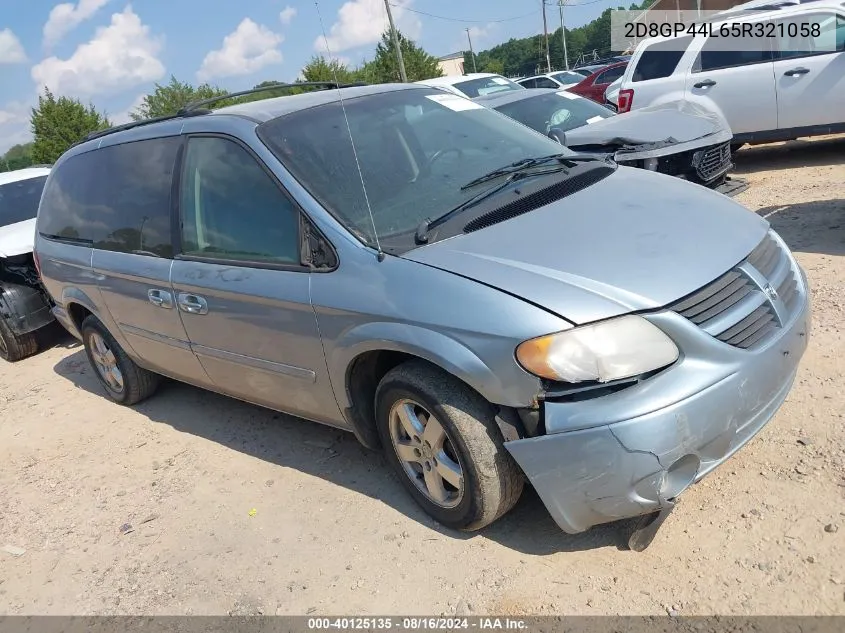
[383,0,408,82]
[540,0,552,73]
[558,0,569,70]
[465,29,478,73]
[542,0,552,72]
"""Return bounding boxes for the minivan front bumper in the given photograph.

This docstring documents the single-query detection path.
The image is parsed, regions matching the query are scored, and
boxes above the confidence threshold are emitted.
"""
[504,274,810,535]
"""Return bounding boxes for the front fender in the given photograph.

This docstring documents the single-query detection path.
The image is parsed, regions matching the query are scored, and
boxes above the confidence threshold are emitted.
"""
[329,321,516,411]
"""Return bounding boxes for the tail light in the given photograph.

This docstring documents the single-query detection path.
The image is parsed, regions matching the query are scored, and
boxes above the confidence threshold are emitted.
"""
[617,88,634,114]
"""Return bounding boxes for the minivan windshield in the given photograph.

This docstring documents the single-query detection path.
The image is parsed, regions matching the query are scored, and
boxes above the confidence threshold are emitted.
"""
[495,92,614,135]
[258,87,580,248]
[0,175,48,228]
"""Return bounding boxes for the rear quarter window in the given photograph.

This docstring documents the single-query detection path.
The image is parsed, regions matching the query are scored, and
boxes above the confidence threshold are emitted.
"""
[632,36,693,81]
[38,136,180,257]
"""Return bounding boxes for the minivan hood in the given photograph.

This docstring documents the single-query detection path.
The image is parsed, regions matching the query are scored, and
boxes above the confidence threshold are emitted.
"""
[564,100,730,151]
[403,167,767,324]
[0,218,36,258]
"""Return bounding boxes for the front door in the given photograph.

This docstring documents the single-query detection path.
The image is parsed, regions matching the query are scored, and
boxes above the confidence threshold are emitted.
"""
[170,135,338,423]
[772,11,845,130]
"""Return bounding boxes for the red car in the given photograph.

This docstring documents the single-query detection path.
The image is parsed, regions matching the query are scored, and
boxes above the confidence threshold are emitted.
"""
[566,61,628,104]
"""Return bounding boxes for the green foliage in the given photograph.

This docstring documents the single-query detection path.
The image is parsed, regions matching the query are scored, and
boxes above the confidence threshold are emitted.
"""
[365,31,443,83]
[468,2,657,77]
[301,55,361,84]
[0,143,35,173]
[130,75,230,121]
[30,89,111,164]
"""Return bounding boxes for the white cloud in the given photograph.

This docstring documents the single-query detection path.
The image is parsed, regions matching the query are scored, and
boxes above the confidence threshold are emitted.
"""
[0,102,33,154]
[31,6,165,97]
[279,6,297,25]
[197,18,283,81]
[0,29,27,64]
[43,0,111,48]
[315,0,421,54]
[111,92,146,125]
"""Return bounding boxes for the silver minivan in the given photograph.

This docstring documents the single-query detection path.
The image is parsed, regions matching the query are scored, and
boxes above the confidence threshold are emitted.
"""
[35,83,810,549]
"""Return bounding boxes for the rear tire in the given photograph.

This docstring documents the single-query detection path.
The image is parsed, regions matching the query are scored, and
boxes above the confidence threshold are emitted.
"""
[375,360,523,531]
[0,317,39,362]
[81,315,160,405]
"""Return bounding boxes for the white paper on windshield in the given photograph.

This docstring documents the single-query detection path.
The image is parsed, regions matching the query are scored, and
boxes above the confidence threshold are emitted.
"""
[490,77,509,85]
[556,91,577,99]
[586,116,605,124]
[425,94,483,111]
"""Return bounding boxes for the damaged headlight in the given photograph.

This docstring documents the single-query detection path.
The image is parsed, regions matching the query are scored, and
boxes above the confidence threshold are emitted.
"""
[515,315,679,383]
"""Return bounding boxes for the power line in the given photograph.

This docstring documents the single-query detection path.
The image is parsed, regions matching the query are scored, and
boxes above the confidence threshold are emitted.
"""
[389,5,539,23]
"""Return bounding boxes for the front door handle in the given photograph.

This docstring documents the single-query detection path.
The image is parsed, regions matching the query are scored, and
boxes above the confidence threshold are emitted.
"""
[693,79,717,88]
[784,67,810,77]
[148,289,173,309]
[177,293,209,315]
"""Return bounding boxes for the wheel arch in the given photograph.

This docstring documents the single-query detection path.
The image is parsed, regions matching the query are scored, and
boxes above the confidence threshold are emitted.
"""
[334,323,509,450]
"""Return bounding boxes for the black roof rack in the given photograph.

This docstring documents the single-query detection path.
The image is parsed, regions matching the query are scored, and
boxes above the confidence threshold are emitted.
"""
[81,81,368,145]
[177,81,368,115]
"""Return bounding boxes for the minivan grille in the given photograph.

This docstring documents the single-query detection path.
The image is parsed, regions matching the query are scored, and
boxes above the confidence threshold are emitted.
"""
[694,142,731,182]
[668,232,801,350]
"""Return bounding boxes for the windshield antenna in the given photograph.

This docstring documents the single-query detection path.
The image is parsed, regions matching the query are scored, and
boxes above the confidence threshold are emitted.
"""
[315,0,385,262]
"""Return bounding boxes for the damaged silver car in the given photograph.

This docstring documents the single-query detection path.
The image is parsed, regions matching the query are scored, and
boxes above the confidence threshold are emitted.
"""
[0,167,56,362]
[475,89,748,195]
[36,83,809,549]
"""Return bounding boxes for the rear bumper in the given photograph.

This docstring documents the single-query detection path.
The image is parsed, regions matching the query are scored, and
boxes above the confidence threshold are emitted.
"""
[504,274,810,534]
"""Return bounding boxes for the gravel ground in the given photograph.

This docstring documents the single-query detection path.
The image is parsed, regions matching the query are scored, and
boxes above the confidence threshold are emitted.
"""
[1,135,843,616]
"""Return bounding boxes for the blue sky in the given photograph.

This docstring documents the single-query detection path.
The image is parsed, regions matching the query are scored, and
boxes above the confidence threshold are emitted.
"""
[0,0,612,153]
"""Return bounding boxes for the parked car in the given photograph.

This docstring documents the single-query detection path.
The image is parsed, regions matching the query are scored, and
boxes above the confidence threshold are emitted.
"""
[517,71,586,90]
[0,167,57,362]
[415,73,524,98]
[575,55,631,69]
[473,89,741,194]
[616,0,845,146]
[35,82,810,548]
[565,61,628,103]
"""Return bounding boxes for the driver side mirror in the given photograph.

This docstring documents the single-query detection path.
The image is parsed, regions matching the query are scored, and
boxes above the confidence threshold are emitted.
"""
[548,128,566,146]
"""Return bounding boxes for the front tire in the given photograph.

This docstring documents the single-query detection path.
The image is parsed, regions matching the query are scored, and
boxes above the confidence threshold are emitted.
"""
[81,315,160,405]
[375,360,523,531]
[0,317,38,362]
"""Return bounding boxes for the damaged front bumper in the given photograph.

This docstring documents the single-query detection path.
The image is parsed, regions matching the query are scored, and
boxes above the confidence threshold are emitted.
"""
[504,272,810,535]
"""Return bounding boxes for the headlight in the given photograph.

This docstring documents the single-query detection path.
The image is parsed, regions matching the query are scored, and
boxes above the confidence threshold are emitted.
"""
[515,315,679,383]
[644,157,659,171]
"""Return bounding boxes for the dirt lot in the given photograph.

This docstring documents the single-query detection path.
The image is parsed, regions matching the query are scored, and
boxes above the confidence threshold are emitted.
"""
[1,136,843,616]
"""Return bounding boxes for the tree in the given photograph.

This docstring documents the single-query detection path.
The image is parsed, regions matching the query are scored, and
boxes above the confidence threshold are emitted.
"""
[301,55,360,84]
[130,75,229,121]
[30,89,111,164]
[0,143,34,172]
[366,30,442,83]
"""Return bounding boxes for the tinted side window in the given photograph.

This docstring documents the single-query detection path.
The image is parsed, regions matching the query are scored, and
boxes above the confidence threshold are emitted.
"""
[38,137,179,257]
[698,31,773,71]
[632,36,693,81]
[518,78,536,88]
[179,137,301,265]
[0,175,47,228]
[535,77,558,88]
[596,65,625,84]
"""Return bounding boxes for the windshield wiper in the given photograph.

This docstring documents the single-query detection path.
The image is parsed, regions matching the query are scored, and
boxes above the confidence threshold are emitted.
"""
[415,166,566,244]
[459,152,605,191]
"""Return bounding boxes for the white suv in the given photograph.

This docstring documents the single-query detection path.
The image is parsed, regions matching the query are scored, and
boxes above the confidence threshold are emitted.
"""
[617,0,845,146]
